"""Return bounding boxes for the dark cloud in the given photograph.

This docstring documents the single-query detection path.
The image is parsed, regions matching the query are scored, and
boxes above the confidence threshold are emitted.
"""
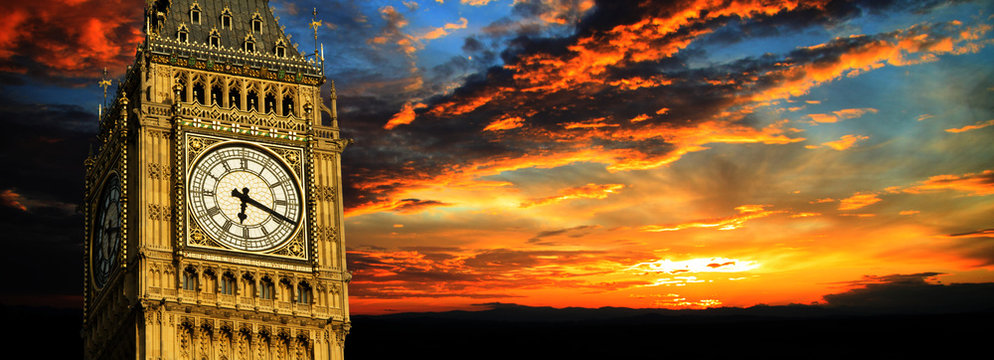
[0,91,97,304]
[946,229,994,266]
[823,272,994,314]
[528,225,599,244]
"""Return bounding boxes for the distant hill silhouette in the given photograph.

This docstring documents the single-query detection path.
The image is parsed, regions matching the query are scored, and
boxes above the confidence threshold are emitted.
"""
[6,279,993,358]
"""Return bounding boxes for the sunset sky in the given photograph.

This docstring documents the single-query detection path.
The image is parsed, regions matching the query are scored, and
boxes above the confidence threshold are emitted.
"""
[0,0,992,315]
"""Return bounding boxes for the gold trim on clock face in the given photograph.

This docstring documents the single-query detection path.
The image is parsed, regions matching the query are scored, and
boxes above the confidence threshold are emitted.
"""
[188,142,303,252]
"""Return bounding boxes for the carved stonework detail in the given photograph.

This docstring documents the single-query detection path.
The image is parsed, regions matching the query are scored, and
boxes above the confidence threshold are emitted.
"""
[148,162,172,180]
[315,185,334,202]
[315,152,334,162]
[187,135,222,160]
[314,225,337,243]
[271,233,306,258]
[270,147,302,169]
[189,224,209,246]
[148,204,172,221]
[148,129,172,139]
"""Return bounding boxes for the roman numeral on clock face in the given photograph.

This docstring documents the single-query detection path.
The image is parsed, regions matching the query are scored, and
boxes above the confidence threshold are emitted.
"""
[207,207,220,216]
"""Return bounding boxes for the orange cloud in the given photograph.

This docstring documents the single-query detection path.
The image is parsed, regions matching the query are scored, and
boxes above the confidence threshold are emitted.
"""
[608,75,672,90]
[806,108,877,124]
[0,0,143,79]
[520,183,625,208]
[903,169,994,196]
[753,22,989,102]
[354,198,452,215]
[0,189,27,211]
[640,205,784,232]
[629,114,650,123]
[813,134,869,150]
[627,257,760,275]
[428,88,501,117]
[834,107,878,119]
[806,113,839,124]
[945,119,994,133]
[348,247,641,302]
[562,118,619,130]
[484,115,526,132]
[838,192,882,211]
[506,1,824,93]
[416,17,468,41]
[384,102,427,129]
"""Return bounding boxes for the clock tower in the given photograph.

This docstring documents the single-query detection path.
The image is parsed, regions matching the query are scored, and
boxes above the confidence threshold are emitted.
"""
[82,1,351,359]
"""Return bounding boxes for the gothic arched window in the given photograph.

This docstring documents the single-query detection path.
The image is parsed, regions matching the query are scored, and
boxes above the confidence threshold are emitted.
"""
[296,282,312,304]
[264,92,276,114]
[183,267,198,290]
[282,93,294,117]
[260,277,274,299]
[209,29,221,48]
[220,8,233,29]
[190,3,202,24]
[252,13,263,33]
[177,24,189,43]
[241,273,255,297]
[244,34,257,52]
[275,38,287,58]
[220,272,236,295]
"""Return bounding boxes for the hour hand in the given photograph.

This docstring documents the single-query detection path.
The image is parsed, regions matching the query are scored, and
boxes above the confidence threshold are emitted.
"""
[231,188,249,223]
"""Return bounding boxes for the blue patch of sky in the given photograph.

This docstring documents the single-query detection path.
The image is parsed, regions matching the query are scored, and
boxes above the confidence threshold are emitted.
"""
[3,81,106,110]
[686,2,991,70]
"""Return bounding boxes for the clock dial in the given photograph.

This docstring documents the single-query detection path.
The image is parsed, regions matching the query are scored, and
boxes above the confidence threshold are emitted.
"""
[188,143,302,252]
[92,174,121,289]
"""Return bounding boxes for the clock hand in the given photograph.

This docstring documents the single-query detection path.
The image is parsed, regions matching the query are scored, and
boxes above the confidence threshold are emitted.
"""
[232,188,249,223]
[230,188,295,224]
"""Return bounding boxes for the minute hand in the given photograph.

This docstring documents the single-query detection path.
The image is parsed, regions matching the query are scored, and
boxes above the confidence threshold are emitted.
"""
[230,189,296,224]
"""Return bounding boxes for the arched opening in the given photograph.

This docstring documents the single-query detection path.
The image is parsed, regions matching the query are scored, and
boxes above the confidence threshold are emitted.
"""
[202,269,217,293]
[173,74,188,104]
[247,89,259,111]
[241,273,255,297]
[260,276,274,299]
[282,94,294,117]
[279,278,293,301]
[182,267,198,290]
[264,93,277,114]
[229,88,241,109]
[220,272,236,295]
[211,83,222,106]
[296,281,312,304]
[192,82,205,105]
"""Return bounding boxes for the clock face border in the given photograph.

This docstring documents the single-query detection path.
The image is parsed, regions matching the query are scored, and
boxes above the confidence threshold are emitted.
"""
[90,171,121,291]
[182,133,310,260]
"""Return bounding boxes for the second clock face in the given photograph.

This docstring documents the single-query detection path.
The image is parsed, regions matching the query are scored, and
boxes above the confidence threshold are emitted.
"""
[93,174,121,289]
[188,143,302,252]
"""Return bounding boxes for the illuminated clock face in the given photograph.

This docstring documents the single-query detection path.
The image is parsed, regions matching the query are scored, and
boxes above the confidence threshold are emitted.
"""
[188,143,302,252]
[93,175,121,289]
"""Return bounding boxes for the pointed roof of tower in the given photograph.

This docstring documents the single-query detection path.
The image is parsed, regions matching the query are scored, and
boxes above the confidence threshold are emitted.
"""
[151,0,299,57]
[145,0,322,84]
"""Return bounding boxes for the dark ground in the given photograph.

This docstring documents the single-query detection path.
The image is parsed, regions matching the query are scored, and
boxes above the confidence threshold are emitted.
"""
[5,303,990,359]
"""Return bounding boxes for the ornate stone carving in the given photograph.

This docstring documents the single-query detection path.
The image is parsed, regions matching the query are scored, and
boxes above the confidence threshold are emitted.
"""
[148,204,172,221]
[313,224,337,243]
[315,185,334,202]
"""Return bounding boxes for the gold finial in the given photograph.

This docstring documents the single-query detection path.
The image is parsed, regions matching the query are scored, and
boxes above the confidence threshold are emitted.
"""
[310,8,321,58]
[98,68,113,107]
